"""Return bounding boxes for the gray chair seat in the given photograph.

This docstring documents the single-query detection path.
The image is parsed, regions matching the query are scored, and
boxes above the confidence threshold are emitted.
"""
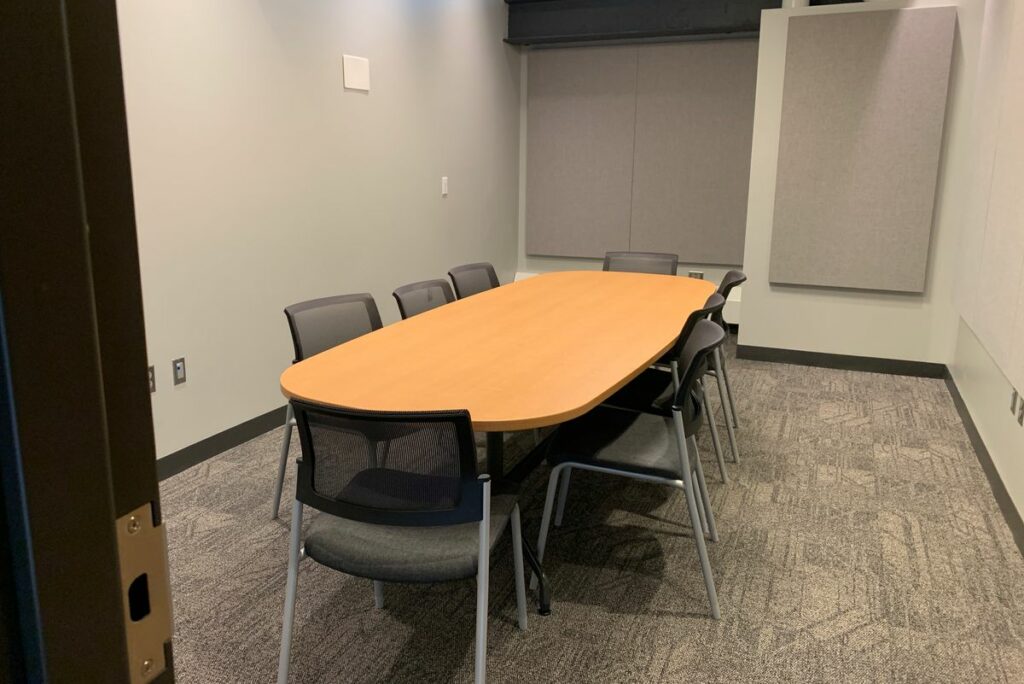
[304,493,518,583]
[549,406,697,481]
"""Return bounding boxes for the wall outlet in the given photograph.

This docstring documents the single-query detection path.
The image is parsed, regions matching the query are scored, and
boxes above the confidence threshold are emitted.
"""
[688,270,704,279]
[148,365,156,393]
[172,357,187,386]
[441,176,449,197]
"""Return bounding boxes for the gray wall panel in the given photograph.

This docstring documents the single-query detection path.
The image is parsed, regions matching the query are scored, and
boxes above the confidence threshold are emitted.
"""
[525,46,637,258]
[629,40,758,265]
[768,8,956,292]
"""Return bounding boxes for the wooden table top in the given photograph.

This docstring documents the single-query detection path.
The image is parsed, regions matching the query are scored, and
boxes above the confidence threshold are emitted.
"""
[280,270,717,431]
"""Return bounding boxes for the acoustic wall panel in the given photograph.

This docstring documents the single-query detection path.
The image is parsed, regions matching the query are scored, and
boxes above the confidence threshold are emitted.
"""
[525,46,637,258]
[630,40,758,265]
[768,8,956,292]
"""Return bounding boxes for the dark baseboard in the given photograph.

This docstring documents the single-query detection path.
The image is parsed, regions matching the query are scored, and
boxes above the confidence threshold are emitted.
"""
[156,405,286,481]
[943,374,1024,558]
[735,344,946,378]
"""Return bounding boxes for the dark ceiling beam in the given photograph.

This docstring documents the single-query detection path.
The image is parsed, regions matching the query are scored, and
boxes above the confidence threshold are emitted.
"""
[506,0,863,47]
[506,0,779,46]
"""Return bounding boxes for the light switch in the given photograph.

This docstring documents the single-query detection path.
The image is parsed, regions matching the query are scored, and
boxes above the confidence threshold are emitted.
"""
[342,54,370,91]
[441,176,449,197]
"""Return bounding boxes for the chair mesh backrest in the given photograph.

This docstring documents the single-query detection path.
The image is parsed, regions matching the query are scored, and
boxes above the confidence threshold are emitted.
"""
[292,401,482,525]
[393,279,456,319]
[717,270,747,299]
[667,293,725,360]
[603,251,679,276]
[448,262,500,299]
[672,319,726,410]
[284,293,382,362]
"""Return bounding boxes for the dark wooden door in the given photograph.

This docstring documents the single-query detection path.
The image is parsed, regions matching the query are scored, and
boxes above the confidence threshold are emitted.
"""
[1,2,174,682]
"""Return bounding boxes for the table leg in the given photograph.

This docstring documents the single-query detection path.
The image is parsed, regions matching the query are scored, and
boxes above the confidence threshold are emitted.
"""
[489,429,552,616]
[486,431,504,477]
[522,536,551,616]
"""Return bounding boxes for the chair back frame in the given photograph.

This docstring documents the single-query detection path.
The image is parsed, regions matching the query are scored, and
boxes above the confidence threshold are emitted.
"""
[290,400,484,527]
[393,279,456,319]
[667,293,725,362]
[448,262,500,299]
[284,293,382,363]
[672,319,726,411]
[603,251,679,276]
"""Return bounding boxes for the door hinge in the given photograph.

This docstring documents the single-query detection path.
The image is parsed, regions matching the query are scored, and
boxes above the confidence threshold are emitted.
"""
[116,502,173,684]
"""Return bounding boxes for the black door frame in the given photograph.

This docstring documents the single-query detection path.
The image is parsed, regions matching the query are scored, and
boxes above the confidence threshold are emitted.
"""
[1,2,173,681]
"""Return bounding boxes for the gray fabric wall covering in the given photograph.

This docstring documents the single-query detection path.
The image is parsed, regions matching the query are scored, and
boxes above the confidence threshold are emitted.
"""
[525,46,638,258]
[768,8,956,292]
[630,40,758,265]
[525,41,758,264]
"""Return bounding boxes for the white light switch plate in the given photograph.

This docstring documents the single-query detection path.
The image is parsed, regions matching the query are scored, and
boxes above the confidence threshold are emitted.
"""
[343,54,370,91]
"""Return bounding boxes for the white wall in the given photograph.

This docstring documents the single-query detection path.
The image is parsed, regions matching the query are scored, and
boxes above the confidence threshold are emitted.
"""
[950,0,1024,519]
[117,0,522,457]
[739,0,984,362]
[956,0,1024,393]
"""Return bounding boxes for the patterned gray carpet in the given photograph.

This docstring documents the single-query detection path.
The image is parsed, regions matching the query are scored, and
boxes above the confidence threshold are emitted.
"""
[160,348,1024,683]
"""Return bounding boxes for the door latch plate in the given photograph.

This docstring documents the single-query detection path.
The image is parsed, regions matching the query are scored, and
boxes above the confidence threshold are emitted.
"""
[116,502,173,684]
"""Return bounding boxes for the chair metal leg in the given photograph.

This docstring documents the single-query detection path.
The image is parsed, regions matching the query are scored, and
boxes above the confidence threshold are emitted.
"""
[277,499,304,684]
[692,472,709,537]
[687,435,718,543]
[554,467,572,527]
[272,404,295,520]
[719,348,739,429]
[510,504,528,631]
[373,581,384,610]
[712,348,740,465]
[474,479,491,684]
[672,415,721,620]
[670,359,681,395]
[531,464,565,591]
[699,378,728,483]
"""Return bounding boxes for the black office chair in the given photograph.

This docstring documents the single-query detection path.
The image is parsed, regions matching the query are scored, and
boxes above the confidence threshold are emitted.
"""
[393,279,455,319]
[603,251,679,276]
[276,402,529,684]
[711,270,746,433]
[273,293,383,519]
[449,262,500,299]
[534,319,726,619]
[599,293,732,484]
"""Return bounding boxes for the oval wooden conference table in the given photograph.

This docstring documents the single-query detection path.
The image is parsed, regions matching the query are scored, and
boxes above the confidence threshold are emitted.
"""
[280,270,716,475]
